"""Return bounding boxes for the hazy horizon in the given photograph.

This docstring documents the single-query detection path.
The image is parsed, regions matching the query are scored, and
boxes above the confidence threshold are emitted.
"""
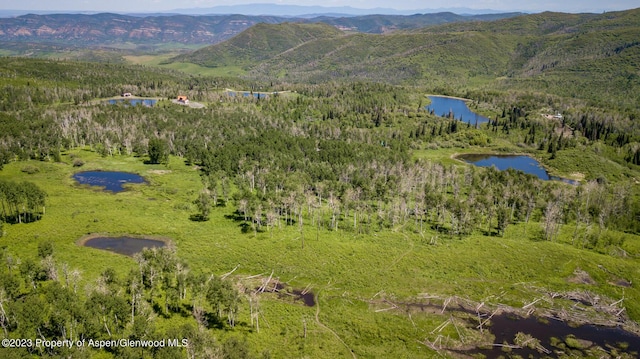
[0,0,638,15]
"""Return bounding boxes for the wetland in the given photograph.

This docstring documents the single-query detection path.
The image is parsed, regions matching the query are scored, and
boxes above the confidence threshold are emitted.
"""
[73,171,146,192]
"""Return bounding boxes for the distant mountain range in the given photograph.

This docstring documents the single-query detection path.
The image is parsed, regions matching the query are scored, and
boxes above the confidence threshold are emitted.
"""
[168,4,510,17]
[0,11,521,50]
[0,13,286,46]
[0,4,513,18]
[306,12,522,33]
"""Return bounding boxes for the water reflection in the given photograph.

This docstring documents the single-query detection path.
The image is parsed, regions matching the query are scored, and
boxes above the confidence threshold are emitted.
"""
[426,95,490,124]
[73,171,146,192]
[458,154,578,184]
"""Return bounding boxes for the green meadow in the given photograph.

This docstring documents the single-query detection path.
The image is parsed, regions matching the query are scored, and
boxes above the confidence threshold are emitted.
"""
[1,148,638,358]
[124,54,248,77]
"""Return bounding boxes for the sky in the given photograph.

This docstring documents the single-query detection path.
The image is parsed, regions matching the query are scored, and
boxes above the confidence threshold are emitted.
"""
[0,0,638,14]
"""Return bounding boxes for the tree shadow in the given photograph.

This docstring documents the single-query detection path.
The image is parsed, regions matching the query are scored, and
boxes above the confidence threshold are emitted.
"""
[143,159,165,165]
[240,222,251,233]
[430,224,450,234]
[189,214,209,222]
[1,213,43,224]
[171,302,193,318]
[204,312,226,330]
[224,210,244,222]
[479,228,496,237]
[152,301,172,319]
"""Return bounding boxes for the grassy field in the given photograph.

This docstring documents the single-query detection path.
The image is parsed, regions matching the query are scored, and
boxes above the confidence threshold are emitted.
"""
[124,54,248,77]
[1,148,639,358]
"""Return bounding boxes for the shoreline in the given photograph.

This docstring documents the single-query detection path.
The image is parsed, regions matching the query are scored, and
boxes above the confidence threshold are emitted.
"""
[425,93,472,102]
[76,233,173,247]
[450,151,582,184]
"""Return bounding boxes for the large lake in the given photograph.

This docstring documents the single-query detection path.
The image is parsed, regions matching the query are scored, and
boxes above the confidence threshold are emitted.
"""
[73,171,146,192]
[458,154,578,184]
[426,95,490,125]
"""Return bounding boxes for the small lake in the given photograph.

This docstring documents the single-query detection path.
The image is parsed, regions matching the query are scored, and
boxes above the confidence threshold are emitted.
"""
[107,98,157,107]
[459,154,549,180]
[225,90,269,99]
[426,95,490,125]
[73,171,146,192]
[82,236,166,256]
[457,154,577,184]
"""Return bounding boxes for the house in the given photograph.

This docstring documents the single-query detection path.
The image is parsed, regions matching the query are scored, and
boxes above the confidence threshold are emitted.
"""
[177,95,189,104]
[544,112,564,120]
[122,92,132,97]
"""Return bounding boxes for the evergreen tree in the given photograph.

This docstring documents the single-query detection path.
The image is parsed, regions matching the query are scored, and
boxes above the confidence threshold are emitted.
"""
[148,138,169,165]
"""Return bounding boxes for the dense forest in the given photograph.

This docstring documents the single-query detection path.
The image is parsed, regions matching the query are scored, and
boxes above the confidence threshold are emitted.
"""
[1,60,637,239]
[0,8,639,359]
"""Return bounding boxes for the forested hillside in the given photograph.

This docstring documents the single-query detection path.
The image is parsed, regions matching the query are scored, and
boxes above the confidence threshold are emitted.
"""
[169,23,344,69]
[0,7,639,359]
[304,12,522,33]
[173,9,640,109]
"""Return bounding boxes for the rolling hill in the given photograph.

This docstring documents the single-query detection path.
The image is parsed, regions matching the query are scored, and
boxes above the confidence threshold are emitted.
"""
[173,9,640,107]
[169,22,344,68]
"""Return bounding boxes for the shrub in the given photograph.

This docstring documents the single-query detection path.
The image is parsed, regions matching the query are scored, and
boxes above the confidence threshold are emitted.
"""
[21,165,39,174]
[38,241,54,258]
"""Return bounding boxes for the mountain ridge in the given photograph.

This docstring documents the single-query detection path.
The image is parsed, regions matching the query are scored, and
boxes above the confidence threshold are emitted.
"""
[0,4,515,18]
[0,11,521,51]
[171,4,513,17]
[0,13,288,46]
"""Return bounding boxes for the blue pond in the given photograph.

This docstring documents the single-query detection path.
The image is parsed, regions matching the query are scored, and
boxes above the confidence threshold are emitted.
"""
[108,98,157,107]
[73,171,146,192]
[426,95,490,125]
[83,236,165,256]
[226,91,269,99]
[458,154,577,184]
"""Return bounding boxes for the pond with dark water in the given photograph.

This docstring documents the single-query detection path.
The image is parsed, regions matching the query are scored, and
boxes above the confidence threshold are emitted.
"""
[268,282,315,307]
[469,313,640,358]
[390,299,639,357]
[425,95,490,125]
[457,154,577,184]
[73,171,146,192]
[82,236,166,256]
